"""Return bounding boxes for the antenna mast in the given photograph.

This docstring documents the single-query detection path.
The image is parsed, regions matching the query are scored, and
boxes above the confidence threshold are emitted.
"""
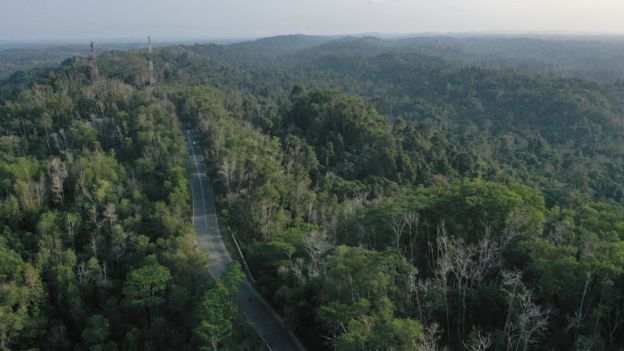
[89,41,99,82]
[147,36,156,86]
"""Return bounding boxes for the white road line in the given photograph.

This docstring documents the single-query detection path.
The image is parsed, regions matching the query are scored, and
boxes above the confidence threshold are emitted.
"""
[184,128,290,351]
[186,131,195,226]
[187,132,208,223]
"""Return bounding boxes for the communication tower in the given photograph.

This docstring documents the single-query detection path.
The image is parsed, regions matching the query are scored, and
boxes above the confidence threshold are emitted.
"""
[89,41,99,82]
[147,36,156,86]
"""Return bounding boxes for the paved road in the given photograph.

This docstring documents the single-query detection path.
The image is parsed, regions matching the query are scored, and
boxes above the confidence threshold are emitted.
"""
[184,129,305,351]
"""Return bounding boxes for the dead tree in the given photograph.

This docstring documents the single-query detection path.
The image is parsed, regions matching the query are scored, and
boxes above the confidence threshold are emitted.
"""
[49,158,68,205]
[303,230,334,277]
[501,270,549,351]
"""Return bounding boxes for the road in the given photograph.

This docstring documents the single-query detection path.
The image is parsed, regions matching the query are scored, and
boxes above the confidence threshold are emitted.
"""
[184,128,305,351]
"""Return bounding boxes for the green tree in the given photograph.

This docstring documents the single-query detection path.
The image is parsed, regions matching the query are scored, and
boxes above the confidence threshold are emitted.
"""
[0,240,43,350]
[81,314,111,346]
[195,262,245,351]
[123,255,172,308]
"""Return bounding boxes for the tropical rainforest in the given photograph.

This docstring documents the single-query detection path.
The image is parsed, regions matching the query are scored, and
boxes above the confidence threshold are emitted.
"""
[2,34,624,350]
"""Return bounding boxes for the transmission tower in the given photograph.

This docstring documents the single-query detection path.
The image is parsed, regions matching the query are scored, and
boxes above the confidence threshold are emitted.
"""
[89,41,99,82]
[147,36,156,86]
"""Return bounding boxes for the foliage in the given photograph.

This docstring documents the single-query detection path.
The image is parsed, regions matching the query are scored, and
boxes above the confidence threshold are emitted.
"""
[0,67,249,349]
[4,34,624,350]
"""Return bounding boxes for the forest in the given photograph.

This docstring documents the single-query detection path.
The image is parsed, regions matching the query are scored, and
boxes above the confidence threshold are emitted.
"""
[2,34,624,350]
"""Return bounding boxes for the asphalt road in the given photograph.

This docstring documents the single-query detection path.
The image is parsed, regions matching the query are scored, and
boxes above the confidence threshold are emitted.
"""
[184,129,305,351]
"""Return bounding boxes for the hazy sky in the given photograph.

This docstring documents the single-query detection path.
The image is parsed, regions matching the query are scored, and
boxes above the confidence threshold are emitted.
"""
[2,0,624,41]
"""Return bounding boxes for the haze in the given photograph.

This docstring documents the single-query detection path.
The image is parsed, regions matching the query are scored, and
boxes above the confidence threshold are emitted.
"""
[2,0,624,41]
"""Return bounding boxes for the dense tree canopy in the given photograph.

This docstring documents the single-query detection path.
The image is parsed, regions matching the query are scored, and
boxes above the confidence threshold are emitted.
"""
[3,34,624,350]
[0,64,256,350]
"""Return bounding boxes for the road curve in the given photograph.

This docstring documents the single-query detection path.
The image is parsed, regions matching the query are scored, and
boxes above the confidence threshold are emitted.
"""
[184,128,305,351]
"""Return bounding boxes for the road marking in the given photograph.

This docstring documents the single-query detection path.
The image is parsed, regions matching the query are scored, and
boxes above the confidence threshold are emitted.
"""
[185,131,196,226]
[184,127,300,350]
[187,132,208,225]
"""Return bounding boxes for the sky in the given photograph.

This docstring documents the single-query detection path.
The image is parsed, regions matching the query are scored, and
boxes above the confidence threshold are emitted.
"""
[2,0,624,41]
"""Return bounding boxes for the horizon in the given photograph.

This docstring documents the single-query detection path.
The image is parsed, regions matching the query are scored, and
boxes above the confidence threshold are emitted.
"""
[3,0,624,42]
[3,31,624,47]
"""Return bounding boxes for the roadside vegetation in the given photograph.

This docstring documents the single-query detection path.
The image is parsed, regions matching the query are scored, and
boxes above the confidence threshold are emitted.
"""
[2,35,624,350]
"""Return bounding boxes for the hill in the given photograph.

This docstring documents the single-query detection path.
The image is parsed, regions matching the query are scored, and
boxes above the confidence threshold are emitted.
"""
[3,34,624,350]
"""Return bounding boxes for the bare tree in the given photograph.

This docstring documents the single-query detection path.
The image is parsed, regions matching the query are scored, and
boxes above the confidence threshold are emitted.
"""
[88,205,103,258]
[431,223,517,340]
[501,270,549,351]
[251,199,277,240]
[432,224,452,335]
[33,173,46,208]
[304,196,317,223]
[303,230,334,277]
[392,211,421,260]
[218,156,236,204]
[548,220,573,247]
[291,257,307,285]
[465,330,493,351]
[392,214,407,250]
[404,212,420,262]
[66,212,80,245]
[103,203,118,234]
[76,169,94,204]
[49,158,68,205]
[417,323,446,351]
[218,154,255,205]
